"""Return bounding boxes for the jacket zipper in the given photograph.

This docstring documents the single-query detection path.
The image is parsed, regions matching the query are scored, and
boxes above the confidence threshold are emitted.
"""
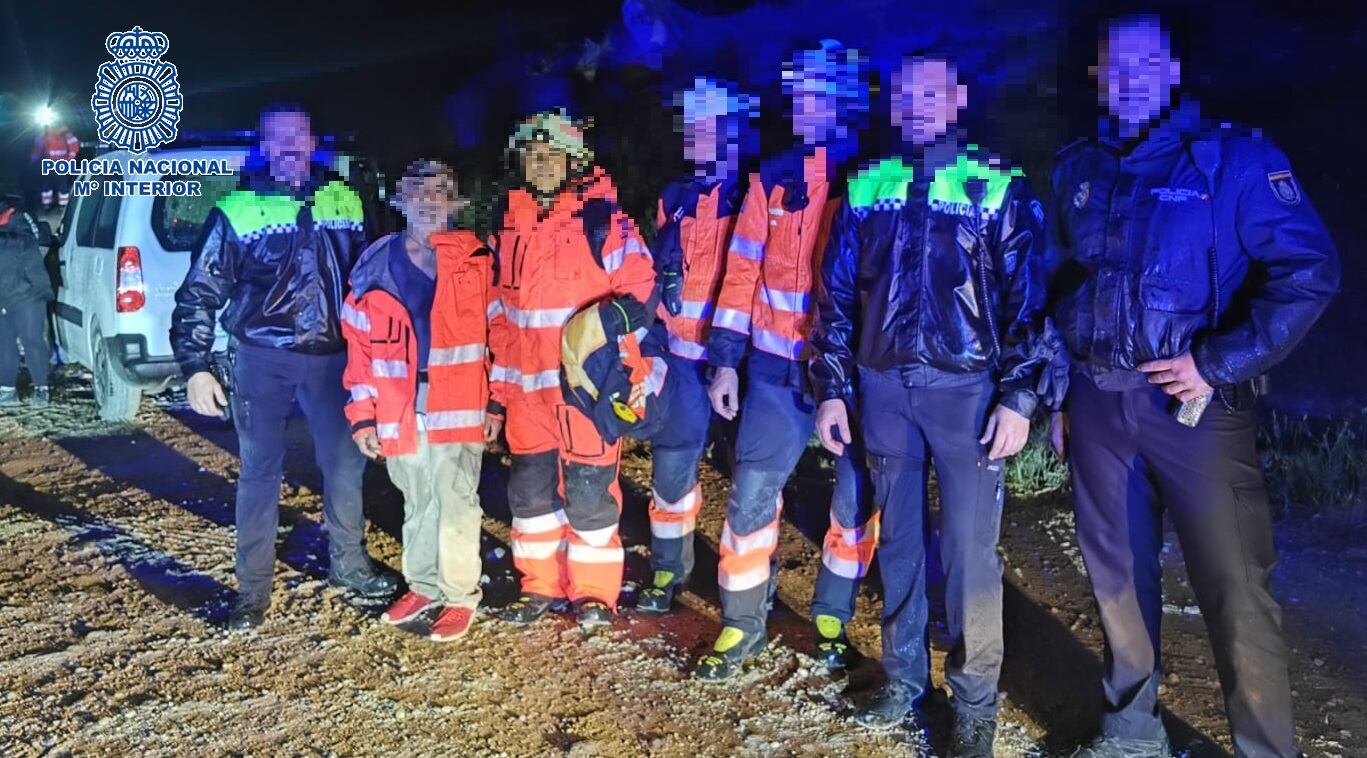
[970,198,1002,359]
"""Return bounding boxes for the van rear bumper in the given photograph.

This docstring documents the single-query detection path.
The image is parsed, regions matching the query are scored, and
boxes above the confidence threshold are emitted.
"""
[106,334,185,387]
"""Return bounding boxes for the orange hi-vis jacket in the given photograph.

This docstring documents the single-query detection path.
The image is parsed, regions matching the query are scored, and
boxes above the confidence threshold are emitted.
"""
[707,148,842,372]
[341,229,496,457]
[31,128,80,162]
[653,177,743,362]
[489,168,655,424]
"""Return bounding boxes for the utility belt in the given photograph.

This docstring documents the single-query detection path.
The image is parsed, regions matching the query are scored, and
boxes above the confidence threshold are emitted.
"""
[1216,374,1270,413]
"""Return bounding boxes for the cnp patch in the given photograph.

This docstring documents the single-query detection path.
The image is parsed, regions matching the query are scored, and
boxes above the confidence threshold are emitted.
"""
[1267,170,1301,206]
[1073,181,1090,209]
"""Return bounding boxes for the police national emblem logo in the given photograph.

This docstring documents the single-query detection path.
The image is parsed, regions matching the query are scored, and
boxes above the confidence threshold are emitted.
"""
[1267,170,1301,206]
[90,26,183,154]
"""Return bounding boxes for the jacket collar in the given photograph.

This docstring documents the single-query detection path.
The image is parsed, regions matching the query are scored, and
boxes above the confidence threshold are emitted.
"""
[904,128,964,179]
[1099,99,1203,156]
[239,159,331,199]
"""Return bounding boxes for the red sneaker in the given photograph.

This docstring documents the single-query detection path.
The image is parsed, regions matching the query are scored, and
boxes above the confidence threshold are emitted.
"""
[381,591,435,625]
[429,606,475,642]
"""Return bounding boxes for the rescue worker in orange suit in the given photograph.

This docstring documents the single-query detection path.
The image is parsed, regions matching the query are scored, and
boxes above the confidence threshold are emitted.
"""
[30,122,81,211]
[633,77,757,614]
[341,161,499,643]
[695,41,874,680]
[489,110,656,628]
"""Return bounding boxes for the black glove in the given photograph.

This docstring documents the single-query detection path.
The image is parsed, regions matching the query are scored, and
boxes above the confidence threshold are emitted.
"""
[598,295,649,337]
[659,267,683,317]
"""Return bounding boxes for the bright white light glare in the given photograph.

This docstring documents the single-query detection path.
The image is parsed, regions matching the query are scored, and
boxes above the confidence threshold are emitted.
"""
[35,105,57,127]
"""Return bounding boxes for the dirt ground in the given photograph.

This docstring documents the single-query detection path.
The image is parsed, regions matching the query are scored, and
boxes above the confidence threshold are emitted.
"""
[0,373,1363,757]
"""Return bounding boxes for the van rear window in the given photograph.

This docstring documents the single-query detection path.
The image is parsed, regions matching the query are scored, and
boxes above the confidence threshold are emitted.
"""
[151,174,240,251]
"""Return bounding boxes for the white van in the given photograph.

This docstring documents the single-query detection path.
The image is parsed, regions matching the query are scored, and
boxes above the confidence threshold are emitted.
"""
[52,143,384,420]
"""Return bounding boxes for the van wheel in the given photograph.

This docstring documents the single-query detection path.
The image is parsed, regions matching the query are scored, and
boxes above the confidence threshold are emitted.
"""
[91,329,141,421]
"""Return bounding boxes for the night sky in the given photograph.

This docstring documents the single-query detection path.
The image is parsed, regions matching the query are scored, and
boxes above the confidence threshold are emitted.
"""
[1,0,1363,408]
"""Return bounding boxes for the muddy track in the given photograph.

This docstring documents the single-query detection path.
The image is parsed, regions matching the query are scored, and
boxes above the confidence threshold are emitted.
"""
[0,381,1362,757]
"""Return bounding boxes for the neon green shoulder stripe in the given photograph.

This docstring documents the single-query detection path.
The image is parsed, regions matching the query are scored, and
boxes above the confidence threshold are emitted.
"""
[927,149,1024,212]
[311,180,364,224]
[848,157,915,209]
[215,190,302,239]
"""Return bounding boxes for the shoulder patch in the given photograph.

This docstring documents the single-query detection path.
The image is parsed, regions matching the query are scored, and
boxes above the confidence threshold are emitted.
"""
[847,157,913,212]
[1267,170,1301,205]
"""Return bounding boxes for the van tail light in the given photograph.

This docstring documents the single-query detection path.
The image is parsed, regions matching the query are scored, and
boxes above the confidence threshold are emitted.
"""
[115,246,146,313]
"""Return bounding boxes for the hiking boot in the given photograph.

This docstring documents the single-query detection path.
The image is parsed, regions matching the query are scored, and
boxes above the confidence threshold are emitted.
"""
[497,593,565,624]
[226,596,267,632]
[1071,734,1172,758]
[853,681,919,729]
[635,570,678,614]
[950,715,997,758]
[30,386,49,407]
[429,606,475,642]
[813,614,856,671]
[575,599,613,628]
[380,591,436,625]
[328,559,399,599]
[0,387,18,406]
[693,626,766,682]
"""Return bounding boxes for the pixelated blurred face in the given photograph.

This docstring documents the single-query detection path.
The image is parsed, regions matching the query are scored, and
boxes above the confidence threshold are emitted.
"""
[792,89,838,146]
[523,140,568,194]
[399,173,463,231]
[683,116,719,169]
[260,110,316,187]
[893,59,966,146]
[1098,21,1180,129]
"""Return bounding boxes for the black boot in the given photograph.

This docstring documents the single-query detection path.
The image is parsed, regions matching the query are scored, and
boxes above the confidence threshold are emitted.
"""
[853,681,919,729]
[635,570,678,614]
[226,595,268,632]
[950,715,997,758]
[693,626,766,682]
[328,559,399,598]
[1071,734,1172,758]
[497,593,565,624]
[813,614,856,672]
[575,599,613,628]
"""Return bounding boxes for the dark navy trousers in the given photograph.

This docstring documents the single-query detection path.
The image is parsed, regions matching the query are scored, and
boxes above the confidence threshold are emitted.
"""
[230,343,369,604]
[859,368,1005,719]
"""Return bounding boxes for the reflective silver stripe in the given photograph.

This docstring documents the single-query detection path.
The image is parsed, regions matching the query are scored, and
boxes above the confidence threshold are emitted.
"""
[641,355,668,398]
[667,333,707,360]
[752,328,803,360]
[730,234,764,261]
[718,562,771,592]
[720,522,779,555]
[651,488,700,514]
[678,298,714,320]
[601,237,647,274]
[489,366,562,393]
[349,384,379,402]
[340,303,370,332]
[486,298,504,319]
[519,369,562,393]
[712,307,752,334]
[376,422,401,439]
[428,343,485,366]
[512,539,564,559]
[505,304,576,329]
[424,409,485,430]
[371,359,409,378]
[821,551,869,579]
[512,511,568,534]
[650,518,696,539]
[574,524,618,548]
[567,543,622,564]
[760,285,810,314]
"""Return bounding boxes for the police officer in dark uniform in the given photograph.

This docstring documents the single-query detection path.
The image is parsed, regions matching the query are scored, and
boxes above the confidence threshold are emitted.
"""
[1048,15,1339,758]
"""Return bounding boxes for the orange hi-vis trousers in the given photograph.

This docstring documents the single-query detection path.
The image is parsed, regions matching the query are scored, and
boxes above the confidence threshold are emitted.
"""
[505,399,625,607]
